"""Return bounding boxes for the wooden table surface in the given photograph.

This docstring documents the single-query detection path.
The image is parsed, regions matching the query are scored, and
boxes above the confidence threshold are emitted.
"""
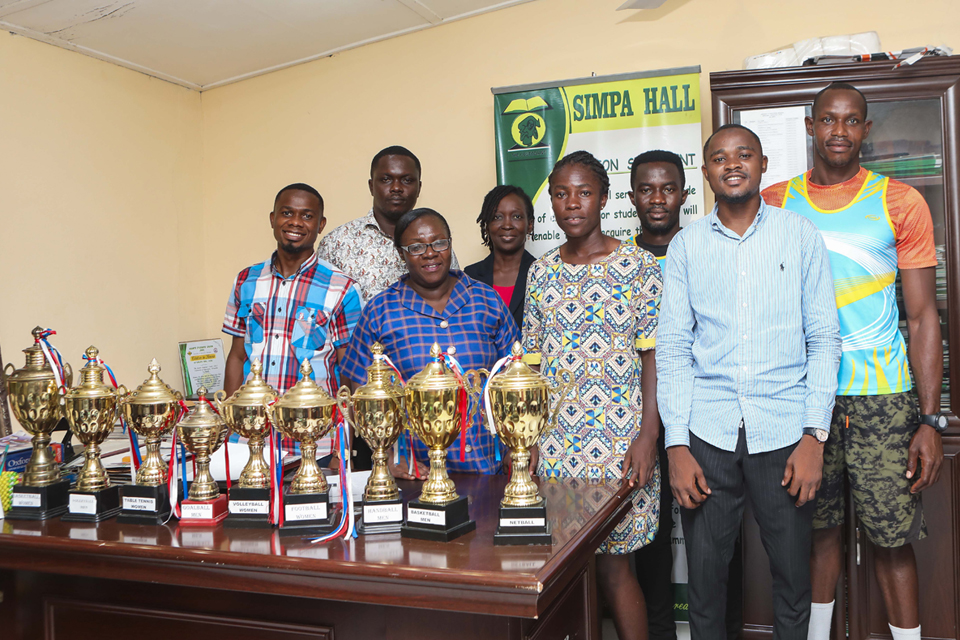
[0,474,633,620]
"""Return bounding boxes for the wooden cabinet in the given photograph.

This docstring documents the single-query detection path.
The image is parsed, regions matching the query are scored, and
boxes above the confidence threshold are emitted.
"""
[710,57,960,640]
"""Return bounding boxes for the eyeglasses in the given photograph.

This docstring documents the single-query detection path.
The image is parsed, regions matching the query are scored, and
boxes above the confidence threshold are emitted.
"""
[400,238,451,256]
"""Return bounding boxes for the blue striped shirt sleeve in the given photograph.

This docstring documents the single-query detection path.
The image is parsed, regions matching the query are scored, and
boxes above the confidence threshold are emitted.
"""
[799,219,842,432]
[656,229,695,449]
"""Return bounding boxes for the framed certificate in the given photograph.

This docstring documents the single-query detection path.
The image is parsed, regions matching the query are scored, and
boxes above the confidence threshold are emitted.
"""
[178,339,226,400]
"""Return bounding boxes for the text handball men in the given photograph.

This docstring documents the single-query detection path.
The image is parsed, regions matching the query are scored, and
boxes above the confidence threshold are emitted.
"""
[763,82,945,640]
[658,124,841,640]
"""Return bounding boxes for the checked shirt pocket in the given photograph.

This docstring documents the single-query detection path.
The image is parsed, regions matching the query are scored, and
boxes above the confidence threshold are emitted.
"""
[293,305,330,353]
[238,302,267,346]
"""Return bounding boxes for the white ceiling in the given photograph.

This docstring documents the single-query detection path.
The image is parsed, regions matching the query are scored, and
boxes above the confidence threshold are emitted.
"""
[0,0,536,91]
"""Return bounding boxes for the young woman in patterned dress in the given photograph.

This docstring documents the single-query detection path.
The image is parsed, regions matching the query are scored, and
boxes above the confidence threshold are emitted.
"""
[523,151,663,640]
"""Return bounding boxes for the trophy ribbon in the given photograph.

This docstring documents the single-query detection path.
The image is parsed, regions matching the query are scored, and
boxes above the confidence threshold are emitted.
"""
[35,328,68,392]
[437,349,470,463]
[82,351,141,477]
[309,417,357,544]
[481,350,522,464]
[371,350,420,478]
[198,395,231,491]
[165,398,192,521]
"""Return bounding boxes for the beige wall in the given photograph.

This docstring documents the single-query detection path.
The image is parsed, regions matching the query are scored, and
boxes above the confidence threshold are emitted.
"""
[200,0,960,338]
[3,0,960,422]
[0,32,203,410]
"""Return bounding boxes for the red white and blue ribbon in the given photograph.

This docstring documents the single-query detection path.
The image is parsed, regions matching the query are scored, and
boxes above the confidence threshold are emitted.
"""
[163,399,192,523]
[373,351,419,479]
[35,329,67,393]
[438,349,471,463]
[482,350,519,464]
[82,350,140,475]
[308,417,356,543]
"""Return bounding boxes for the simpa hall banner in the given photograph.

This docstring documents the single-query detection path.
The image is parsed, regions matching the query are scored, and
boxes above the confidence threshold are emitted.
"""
[493,66,706,259]
[493,67,703,621]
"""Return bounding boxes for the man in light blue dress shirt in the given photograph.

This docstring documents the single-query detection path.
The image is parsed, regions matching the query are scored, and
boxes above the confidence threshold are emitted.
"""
[657,124,841,640]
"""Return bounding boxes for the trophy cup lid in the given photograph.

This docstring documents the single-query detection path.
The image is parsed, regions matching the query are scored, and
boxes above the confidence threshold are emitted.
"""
[220,359,278,408]
[65,346,117,399]
[7,327,56,381]
[405,343,462,393]
[274,360,336,409]
[178,386,226,435]
[487,342,547,392]
[126,358,180,406]
[354,342,404,399]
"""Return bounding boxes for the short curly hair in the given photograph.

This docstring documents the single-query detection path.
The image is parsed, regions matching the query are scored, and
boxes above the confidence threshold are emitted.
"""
[548,150,610,195]
[476,185,534,248]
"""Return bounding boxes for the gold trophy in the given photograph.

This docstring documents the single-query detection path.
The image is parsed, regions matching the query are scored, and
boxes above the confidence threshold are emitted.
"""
[62,346,128,522]
[337,343,406,535]
[117,359,182,524]
[4,327,73,520]
[486,342,574,545]
[214,359,278,528]
[177,386,229,525]
[265,360,338,535]
[401,343,479,542]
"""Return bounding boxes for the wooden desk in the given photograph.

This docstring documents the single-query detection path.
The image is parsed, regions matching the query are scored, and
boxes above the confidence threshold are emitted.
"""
[0,474,633,640]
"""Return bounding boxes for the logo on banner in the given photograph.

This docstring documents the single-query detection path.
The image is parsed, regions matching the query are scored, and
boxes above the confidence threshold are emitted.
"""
[504,96,550,149]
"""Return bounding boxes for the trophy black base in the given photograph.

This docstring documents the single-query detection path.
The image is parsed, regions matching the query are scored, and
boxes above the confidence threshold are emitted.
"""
[224,487,273,529]
[357,493,404,535]
[401,495,476,543]
[6,480,71,521]
[494,504,553,546]
[117,484,172,525]
[179,494,228,526]
[61,485,121,523]
[278,491,338,537]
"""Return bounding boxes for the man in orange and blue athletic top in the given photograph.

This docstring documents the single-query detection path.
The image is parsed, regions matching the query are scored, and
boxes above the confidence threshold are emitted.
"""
[762,82,946,640]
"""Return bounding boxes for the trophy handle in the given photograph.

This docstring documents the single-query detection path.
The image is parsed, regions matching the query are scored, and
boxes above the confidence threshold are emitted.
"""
[335,385,353,434]
[547,370,575,433]
[463,368,489,427]
[116,384,129,398]
[62,361,73,388]
[260,397,275,426]
[3,363,13,377]
[213,389,227,414]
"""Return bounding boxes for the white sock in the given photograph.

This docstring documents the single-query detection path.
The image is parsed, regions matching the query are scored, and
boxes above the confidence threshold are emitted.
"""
[889,624,921,640]
[807,600,835,640]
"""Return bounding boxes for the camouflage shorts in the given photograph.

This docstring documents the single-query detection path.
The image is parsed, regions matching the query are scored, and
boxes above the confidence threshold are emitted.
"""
[815,392,926,548]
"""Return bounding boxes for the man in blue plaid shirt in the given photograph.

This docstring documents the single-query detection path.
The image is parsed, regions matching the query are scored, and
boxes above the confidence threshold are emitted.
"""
[223,183,363,458]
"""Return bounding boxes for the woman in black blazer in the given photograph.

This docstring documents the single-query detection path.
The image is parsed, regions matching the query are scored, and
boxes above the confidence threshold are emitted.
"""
[464,185,536,331]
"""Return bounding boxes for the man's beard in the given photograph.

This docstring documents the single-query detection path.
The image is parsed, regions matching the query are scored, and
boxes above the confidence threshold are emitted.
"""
[716,189,756,206]
[641,212,679,235]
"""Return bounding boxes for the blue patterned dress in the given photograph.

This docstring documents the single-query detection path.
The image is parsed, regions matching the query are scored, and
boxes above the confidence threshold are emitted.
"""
[523,242,662,554]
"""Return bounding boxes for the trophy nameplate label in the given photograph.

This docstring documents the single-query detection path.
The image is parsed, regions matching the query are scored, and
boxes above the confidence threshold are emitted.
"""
[13,493,41,509]
[122,496,156,512]
[363,503,403,523]
[228,500,269,515]
[285,501,327,522]
[500,517,546,528]
[408,507,445,526]
[181,502,214,519]
[69,494,98,515]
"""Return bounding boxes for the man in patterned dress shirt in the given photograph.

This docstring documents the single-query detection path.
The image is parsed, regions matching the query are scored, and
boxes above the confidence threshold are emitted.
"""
[316,145,458,304]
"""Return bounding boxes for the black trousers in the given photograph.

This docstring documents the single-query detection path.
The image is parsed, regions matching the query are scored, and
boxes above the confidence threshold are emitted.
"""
[681,431,813,640]
[635,425,678,640]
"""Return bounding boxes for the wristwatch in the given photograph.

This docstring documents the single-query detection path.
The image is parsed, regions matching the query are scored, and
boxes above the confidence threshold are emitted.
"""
[802,427,829,443]
[920,412,949,434]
